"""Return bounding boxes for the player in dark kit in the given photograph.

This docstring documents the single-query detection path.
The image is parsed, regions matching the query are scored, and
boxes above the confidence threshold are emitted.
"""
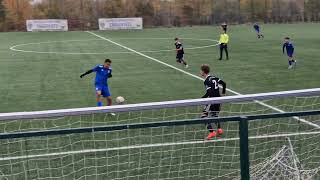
[253,23,264,39]
[175,38,188,68]
[283,37,296,69]
[200,65,226,140]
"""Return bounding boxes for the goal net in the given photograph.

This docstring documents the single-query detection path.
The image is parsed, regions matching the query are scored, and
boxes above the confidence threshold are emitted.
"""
[249,138,319,180]
[0,88,320,179]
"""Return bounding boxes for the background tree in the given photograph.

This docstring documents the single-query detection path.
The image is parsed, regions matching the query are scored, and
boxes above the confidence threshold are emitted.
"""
[0,0,5,30]
[182,4,193,25]
[0,0,319,31]
[0,0,5,20]
[135,0,154,26]
[3,0,32,30]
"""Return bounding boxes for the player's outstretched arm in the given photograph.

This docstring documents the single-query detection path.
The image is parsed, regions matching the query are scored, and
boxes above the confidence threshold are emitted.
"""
[80,69,93,78]
[282,44,286,54]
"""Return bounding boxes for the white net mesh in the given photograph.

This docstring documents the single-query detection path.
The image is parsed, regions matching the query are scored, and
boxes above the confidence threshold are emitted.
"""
[0,90,320,179]
[248,138,320,180]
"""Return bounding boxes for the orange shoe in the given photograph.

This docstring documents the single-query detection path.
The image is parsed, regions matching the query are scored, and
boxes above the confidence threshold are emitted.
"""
[217,128,224,136]
[206,131,217,140]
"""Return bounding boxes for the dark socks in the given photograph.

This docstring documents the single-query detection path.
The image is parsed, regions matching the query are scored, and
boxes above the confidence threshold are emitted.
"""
[207,124,214,132]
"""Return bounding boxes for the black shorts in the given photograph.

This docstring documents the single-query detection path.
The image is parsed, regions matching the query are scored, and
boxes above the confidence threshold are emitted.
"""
[202,104,221,117]
[220,43,228,48]
[176,53,184,62]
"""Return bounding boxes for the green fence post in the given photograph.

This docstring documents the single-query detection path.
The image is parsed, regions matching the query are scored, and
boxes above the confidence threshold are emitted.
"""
[239,116,250,180]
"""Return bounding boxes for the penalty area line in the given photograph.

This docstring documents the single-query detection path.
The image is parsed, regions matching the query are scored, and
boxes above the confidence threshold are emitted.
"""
[86,31,320,129]
[1,131,320,161]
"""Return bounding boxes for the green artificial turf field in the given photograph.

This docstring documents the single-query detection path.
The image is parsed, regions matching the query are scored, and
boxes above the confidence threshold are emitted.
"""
[0,23,320,112]
[0,23,319,179]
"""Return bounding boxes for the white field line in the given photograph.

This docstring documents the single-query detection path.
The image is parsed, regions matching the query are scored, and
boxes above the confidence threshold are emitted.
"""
[86,31,320,129]
[1,131,320,161]
[9,38,218,55]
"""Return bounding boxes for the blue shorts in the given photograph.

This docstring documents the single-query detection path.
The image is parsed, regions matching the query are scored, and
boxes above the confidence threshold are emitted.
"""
[255,29,260,33]
[95,84,111,97]
[287,53,293,58]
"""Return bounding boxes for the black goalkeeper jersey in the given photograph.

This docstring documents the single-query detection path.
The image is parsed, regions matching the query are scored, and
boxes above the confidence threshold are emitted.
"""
[175,41,184,54]
[202,75,226,98]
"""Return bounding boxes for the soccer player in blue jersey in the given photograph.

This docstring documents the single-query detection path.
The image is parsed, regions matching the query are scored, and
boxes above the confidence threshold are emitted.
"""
[80,59,114,111]
[253,23,264,39]
[283,37,296,69]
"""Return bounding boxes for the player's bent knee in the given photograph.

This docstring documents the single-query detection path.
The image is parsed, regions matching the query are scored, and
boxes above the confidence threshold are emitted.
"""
[96,91,102,96]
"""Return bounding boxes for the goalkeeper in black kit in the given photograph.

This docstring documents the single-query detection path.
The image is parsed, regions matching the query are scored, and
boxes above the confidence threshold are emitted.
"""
[200,65,226,140]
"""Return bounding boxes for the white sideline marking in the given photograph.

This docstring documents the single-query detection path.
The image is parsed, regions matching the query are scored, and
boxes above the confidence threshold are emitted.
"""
[1,131,319,161]
[86,31,320,129]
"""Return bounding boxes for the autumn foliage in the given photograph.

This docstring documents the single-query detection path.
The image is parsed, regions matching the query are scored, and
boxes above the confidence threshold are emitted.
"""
[0,0,319,31]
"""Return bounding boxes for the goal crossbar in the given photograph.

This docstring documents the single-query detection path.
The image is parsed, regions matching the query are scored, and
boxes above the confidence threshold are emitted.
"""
[0,88,320,121]
[0,110,319,140]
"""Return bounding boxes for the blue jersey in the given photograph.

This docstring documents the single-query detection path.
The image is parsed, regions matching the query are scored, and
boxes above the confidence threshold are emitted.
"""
[283,42,294,55]
[92,65,112,86]
[253,24,260,31]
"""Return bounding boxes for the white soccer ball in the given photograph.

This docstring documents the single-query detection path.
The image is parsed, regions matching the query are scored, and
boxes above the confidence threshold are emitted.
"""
[116,96,125,104]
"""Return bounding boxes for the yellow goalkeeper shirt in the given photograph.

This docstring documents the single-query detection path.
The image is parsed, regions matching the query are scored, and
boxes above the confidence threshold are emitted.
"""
[219,33,229,44]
